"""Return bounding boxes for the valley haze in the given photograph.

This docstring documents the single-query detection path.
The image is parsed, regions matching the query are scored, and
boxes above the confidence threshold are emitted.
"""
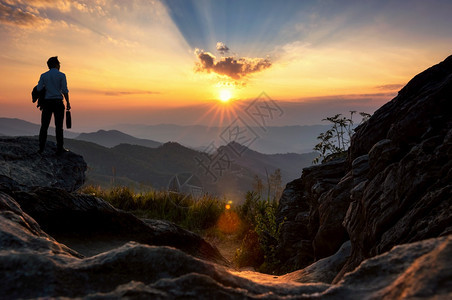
[0,117,318,201]
[0,117,327,154]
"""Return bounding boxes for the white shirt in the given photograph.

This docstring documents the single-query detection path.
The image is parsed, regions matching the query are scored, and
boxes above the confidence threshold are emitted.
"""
[37,68,69,100]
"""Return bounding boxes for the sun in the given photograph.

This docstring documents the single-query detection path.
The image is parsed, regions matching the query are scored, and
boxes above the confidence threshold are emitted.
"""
[219,88,233,103]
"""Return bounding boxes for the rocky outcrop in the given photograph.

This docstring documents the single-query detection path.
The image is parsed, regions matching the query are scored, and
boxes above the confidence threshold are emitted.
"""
[0,137,86,192]
[276,55,452,284]
[2,186,229,266]
[276,158,348,272]
[0,191,82,258]
[338,55,452,280]
[282,240,351,284]
[0,136,228,266]
[2,190,450,299]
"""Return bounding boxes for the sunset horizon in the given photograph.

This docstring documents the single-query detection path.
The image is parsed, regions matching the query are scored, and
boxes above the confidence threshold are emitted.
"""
[1,0,451,131]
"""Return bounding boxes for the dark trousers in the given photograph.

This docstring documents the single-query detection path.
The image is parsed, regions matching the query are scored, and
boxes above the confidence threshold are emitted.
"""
[39,100,65,150]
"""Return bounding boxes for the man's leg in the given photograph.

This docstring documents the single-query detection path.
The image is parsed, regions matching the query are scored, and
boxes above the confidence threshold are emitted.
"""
[54,101,65,151]
[39,106,52,152]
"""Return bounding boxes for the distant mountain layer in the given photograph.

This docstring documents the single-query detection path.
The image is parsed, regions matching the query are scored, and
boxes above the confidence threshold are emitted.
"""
[62,138,316,201]
[0,117,317,199]
[107,123,328,154]
[75,130,162,148]
[0,118,79,138]
[1,117,326,154]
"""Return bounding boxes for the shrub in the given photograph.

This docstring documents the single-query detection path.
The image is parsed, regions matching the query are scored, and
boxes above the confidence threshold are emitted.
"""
[313,111,371,164]
[234,191,284,273]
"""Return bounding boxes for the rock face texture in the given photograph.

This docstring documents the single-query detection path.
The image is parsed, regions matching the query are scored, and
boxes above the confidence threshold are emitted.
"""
[1,187,229,268]
[276,55,452,285]
[276,158,347,273]
[1,189,450,299]
[0,137,86,192]
[339,54,452,280]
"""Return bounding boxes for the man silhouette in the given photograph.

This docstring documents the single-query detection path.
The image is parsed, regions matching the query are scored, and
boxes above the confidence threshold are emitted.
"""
[36,56,71,155]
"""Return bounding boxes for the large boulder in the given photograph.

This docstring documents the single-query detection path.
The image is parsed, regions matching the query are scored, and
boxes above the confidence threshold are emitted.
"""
[3,186,229,266]
[0,137,86,192]
[282,240,351,284]
[0,191,82,258]
[331,235,452,299]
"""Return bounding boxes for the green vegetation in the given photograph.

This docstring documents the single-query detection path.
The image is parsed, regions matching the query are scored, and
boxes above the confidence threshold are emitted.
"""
[80,169,284,274]
[313,111,371,164]
[234,191,284,273]
[80,185,225,231]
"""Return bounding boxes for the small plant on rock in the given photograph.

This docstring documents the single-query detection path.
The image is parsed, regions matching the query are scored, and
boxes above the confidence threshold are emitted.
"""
[313,111,371,164]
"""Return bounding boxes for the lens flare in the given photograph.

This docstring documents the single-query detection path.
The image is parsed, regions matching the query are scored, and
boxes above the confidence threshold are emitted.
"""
[217,210,241,234]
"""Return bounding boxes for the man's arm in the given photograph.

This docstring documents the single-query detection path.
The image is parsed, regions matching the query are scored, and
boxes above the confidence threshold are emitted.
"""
[63,93,71,110]
[36,74,44,91]
[61,73,70,110]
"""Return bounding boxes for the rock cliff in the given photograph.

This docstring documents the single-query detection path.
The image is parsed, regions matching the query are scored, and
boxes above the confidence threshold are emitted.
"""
[276,55,452,285]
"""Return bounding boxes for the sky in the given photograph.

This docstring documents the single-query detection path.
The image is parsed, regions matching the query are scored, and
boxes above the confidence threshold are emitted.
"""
[0,0,451,131]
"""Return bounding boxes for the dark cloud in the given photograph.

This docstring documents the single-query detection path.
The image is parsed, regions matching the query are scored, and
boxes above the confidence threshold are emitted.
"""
[195,47,272,80]
[216,42,229,54]
[0,2,43,27]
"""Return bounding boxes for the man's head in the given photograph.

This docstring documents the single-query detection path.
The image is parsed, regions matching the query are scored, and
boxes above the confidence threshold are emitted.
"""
[47,56,60,69]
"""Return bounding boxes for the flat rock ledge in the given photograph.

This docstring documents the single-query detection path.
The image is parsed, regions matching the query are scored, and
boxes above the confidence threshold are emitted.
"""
[0,136,86,192]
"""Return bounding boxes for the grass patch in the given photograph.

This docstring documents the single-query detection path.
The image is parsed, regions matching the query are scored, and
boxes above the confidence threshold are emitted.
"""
[80,185,283,273]
[80,185,226,232]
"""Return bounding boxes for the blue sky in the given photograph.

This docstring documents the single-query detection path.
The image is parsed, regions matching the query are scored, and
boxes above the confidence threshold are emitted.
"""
[163,0,452,56]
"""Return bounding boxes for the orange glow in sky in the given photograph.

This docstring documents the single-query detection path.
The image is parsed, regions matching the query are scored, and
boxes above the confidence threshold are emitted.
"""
[0,1,451,130]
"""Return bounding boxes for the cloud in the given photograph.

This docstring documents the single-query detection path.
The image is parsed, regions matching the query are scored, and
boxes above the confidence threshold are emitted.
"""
[195,44,272,80]
[216,42,229,54]
[104,90,161,96]
[0,2,45,27]
[375,84,404,91]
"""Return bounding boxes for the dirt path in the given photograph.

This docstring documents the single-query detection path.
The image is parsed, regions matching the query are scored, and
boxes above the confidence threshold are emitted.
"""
[204,233,242,263]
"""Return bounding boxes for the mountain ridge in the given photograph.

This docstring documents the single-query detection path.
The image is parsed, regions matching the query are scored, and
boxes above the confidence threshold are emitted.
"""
[51,137,316,200]
[75,129,162,148]
[0,117,326,154]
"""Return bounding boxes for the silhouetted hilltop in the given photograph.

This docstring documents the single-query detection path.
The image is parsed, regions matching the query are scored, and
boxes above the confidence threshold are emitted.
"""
[0,117,79,138]
[0,117,327,154]
[75,129,162,148]
[109,123,328,154]
[51,137,315,199]
[218,141,316,183]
